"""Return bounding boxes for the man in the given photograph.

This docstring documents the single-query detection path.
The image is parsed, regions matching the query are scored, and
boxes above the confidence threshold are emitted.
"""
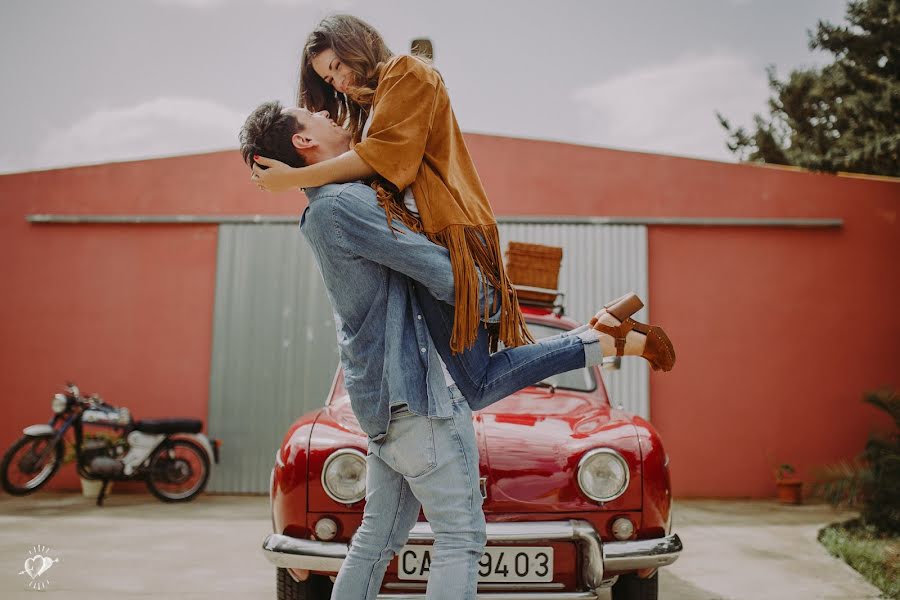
[239,102,654,600]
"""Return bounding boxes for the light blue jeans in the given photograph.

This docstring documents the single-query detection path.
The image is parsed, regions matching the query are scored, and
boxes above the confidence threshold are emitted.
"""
[328,318,597,600]
[331,385,485,600]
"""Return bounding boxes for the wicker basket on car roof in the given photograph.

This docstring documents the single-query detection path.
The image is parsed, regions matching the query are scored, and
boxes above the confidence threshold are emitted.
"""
[505,242,563,305]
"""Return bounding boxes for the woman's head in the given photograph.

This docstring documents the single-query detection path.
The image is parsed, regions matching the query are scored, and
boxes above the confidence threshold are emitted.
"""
[298,14,393,142]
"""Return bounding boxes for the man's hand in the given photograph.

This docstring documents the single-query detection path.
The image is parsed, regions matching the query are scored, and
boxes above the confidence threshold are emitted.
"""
[251,156,307,192]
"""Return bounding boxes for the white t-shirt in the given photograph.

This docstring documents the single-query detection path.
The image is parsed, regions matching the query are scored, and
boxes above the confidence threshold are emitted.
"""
[361,111,457,388]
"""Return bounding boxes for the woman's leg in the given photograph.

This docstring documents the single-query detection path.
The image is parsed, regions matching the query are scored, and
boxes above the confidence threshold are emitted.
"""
[414,284,603,411]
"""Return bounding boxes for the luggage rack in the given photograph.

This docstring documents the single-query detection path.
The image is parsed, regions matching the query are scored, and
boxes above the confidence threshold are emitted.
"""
[513,285,566,317]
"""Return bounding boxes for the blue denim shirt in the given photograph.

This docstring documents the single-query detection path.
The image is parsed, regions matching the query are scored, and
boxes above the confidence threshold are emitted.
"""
[300,182,466,442]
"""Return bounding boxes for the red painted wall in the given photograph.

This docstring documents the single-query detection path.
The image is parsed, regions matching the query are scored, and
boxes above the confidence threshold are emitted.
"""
[2,136,897,497]
[468,135,899,498]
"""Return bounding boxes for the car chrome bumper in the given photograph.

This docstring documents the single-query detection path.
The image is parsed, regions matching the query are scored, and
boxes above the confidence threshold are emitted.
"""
[261,519,682,595]
[377,594,605,600]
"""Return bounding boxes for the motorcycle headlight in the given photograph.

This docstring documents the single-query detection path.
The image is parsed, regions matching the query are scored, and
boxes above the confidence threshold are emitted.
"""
[322,449,366,504]
[51,393,68,414]
[577,448,629,502]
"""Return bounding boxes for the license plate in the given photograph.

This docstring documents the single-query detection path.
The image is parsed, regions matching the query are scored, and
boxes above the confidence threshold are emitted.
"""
[397,545,554,582]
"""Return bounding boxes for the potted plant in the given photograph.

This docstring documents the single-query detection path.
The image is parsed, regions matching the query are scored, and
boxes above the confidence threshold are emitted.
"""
[774,463,803,504]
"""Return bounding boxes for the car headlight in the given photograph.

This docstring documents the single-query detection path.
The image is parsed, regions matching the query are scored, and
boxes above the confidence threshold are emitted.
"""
[577,448,629,502]
[51,393,67,414]
[322,449,366,504]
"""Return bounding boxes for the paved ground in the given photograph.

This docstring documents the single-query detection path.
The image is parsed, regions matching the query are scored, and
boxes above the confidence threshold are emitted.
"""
[660,499,883,600]
[0,492,883,599]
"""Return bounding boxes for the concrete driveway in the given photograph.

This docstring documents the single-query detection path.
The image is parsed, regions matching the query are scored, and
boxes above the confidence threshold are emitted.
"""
[662,499,882,600]
[0,492,882,599]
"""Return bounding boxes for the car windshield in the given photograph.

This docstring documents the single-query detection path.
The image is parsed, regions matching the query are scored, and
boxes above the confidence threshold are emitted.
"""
[523,322,598,393]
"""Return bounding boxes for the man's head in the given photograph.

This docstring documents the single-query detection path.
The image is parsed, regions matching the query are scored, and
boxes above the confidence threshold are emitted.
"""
[239,100,352,170]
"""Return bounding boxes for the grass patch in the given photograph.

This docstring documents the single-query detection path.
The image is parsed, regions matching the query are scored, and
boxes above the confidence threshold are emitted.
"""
[818,518,900,599]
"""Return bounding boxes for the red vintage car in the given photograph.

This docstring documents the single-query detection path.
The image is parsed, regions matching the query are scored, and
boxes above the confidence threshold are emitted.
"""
[262,302,682,600]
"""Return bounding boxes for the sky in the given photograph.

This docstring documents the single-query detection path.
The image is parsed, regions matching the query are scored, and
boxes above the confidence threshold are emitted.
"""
[0,0,852,174]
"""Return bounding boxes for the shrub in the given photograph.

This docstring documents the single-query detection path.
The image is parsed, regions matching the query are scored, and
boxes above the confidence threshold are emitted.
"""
[812,388,900,535]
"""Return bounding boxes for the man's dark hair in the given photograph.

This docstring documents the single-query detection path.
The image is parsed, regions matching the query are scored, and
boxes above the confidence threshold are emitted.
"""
[239,101,307,169]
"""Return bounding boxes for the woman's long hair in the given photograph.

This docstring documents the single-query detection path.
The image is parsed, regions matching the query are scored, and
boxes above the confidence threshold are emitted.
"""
[298,14,393,144]
[298,14,424,236]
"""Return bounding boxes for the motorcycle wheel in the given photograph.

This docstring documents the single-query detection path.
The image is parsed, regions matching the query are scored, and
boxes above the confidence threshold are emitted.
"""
[144,439,210,502]
[1,434,64,496]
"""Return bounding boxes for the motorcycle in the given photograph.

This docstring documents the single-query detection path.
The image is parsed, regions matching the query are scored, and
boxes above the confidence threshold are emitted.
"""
[1,382,222,506]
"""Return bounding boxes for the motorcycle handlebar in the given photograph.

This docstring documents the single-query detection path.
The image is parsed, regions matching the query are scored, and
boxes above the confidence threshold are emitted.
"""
[65,382,116,409]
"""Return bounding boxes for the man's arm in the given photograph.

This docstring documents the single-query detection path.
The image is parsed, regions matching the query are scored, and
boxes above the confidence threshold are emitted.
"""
[318,183,499,322]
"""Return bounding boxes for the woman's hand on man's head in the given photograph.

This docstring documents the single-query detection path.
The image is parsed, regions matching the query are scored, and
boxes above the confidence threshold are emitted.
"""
[251,149,379,191]
[250,156,304,192]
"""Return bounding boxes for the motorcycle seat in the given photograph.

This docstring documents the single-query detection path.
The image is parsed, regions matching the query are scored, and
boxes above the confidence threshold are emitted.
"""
[133,419,203,434]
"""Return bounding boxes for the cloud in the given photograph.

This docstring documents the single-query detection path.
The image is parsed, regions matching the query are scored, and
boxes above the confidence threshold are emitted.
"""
[263,0,355,5]
[152,0,226,6]
[573,52,770,162]
[30,97,247,171]
[0,151,35,176]
[152,0,354,7]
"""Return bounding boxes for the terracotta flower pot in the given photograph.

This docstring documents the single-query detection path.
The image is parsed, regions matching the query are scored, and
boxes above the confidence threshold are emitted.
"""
[775,479,803,504]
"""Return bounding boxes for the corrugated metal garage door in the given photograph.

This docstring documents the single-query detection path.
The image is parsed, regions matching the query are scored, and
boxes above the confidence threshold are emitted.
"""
[206,224,339,493]
[498,222,650,419]
[208,221,649,493]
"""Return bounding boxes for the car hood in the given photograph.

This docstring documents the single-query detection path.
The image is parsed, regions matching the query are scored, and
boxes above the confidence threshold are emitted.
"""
[311,389,642,513]
[477,390,642,512]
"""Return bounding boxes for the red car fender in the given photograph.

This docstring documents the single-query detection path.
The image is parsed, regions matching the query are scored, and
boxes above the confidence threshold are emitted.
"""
[631,415,672,539]
[273,416,318,539]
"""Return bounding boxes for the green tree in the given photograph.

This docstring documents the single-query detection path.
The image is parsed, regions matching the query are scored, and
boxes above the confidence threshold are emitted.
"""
[717,0,899,177]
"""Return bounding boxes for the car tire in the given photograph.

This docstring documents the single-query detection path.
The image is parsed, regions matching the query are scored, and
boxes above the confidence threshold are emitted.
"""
[611,571,659,600]
[276,568,334,600]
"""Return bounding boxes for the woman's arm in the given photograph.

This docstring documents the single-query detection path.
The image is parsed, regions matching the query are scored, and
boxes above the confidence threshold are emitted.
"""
[252,149,376,192]
[253,57,435,193]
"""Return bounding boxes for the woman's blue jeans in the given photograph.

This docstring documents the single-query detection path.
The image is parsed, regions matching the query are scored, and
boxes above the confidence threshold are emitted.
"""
[413,281,599,411]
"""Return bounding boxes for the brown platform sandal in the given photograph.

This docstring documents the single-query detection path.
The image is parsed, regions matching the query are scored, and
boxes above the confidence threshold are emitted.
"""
[589,292,645,326]
[590,292,676,372]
